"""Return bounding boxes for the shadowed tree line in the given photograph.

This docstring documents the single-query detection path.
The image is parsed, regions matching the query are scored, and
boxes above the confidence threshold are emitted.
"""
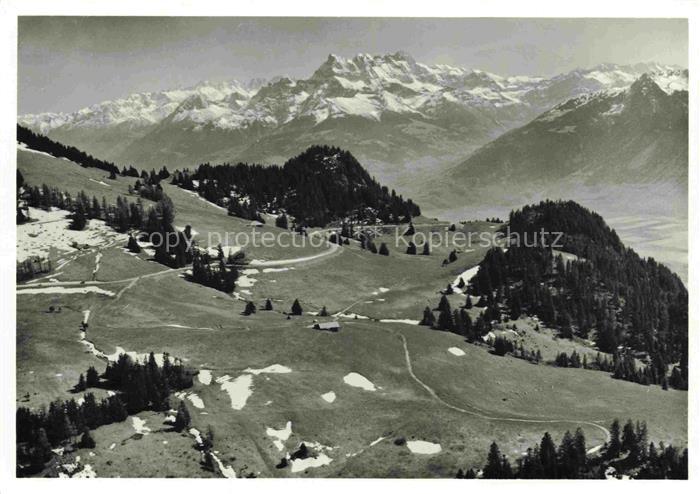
[459,418,687,479]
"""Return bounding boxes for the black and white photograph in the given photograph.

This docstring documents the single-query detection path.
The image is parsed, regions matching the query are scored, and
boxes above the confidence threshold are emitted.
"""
[1,0,697,486]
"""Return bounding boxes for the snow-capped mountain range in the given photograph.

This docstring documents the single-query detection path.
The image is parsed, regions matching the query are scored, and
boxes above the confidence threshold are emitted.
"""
[410,70,688,224]
[20,53,687,134]
[18,52,688,199]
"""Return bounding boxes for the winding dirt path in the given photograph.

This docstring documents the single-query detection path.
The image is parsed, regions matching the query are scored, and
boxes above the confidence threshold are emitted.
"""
[386,328,610,451]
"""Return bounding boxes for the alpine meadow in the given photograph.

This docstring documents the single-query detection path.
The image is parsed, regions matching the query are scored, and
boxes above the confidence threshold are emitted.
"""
[13,16,689,481]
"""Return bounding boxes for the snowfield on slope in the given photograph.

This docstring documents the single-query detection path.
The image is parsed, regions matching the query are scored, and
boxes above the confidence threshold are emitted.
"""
[343,373,376,391]
[406,440,442,455]
[17,207,127,261]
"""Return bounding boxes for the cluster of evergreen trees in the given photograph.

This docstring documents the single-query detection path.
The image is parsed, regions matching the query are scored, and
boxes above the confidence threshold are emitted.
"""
[16,352,193,476]
[170,145,420,227]
[609,351,681,388]
[420,295,478,340]
[18,125,121,176]
[442,249,458,266]
[360,236,390,255]
[190,248,241,293]
[102,352,193,413]
[132,178,165,202]
[459,418,687,479]
[17,393,127,476]
[468,200,687,389]
[22,183,172,234]
[420,294,502,345]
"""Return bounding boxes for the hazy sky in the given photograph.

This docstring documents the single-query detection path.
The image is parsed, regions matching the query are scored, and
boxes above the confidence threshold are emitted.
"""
[18,17,688,114]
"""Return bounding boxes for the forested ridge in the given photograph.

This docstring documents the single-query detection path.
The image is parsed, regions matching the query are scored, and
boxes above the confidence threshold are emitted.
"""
[171,145,421,227]
[18,125,121,176]
[468,200,687,388]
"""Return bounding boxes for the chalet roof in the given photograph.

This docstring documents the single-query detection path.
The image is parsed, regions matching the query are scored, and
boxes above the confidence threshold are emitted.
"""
[316,321,341,329]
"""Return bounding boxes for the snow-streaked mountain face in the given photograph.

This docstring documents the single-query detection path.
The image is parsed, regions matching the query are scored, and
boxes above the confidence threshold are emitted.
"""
[22,79,262,133]
[21,54,686,133]
[419,73,688,221]
[18,53,687,177]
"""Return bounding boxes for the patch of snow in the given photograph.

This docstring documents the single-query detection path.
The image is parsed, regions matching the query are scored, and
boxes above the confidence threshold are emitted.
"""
[243,364,292,375]
[73,464,97,478]
[321,391,336,403]
[206,244,239,258]
[334,312,369,320]
[211,453,237,478]
[266,421,293,451]
[217,374,253,410]
[132,417,151,435]
[370,436,386,447]
[379,319,419,325]
[189,427,204,446]
[198,369,212,385]
[407,440,442,455]
[17,286,115,297]
[290,452,333,473]
[187,393,205,409]
[237,271,258,288]
[262,267,292,273]
[343,372,376,391]
[18,142,57,159]
[482,331,496,343]
[17,207,127,261]
[88,178,111,187]
[451,265,480,292]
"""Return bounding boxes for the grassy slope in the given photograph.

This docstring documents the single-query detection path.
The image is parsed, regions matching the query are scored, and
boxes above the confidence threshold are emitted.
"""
[16,148,687,478]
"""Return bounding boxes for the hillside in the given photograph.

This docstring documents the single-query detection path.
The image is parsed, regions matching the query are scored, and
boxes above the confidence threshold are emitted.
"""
[172,145,420,226]
[15,122,687,480]
[467,200,687,388]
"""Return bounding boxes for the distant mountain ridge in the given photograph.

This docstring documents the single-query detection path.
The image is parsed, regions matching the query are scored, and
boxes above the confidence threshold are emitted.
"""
[18,53,687,175]
[448,72,688,187]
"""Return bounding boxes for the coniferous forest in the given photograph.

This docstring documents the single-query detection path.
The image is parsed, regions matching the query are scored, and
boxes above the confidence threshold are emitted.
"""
[170,145,421,227]
[465,200,687,389]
